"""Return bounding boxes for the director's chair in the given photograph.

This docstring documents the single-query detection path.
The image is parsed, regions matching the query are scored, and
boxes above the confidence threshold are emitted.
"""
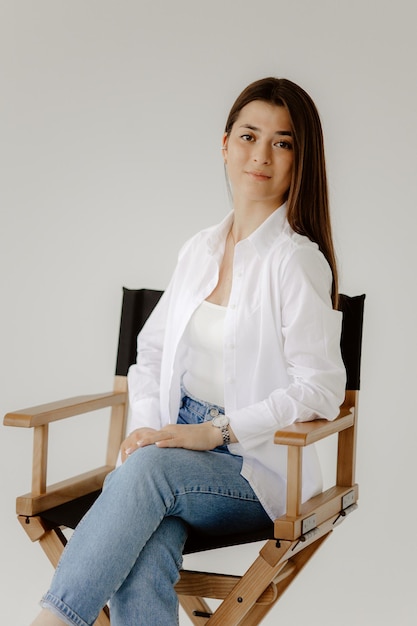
[4,289,365,625]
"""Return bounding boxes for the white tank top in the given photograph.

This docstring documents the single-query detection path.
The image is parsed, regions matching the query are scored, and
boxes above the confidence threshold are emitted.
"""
[182,300,226,407]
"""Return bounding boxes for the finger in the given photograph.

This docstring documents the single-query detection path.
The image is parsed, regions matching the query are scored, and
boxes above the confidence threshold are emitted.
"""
[122,436,146,457]
[136,432,167,447]
[155,439,176,448]
[131,430,159,448]
[123,429,175,455]
[155,432,177,448]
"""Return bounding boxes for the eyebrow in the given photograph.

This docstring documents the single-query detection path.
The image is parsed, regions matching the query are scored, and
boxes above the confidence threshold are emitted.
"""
[239,124,293,136]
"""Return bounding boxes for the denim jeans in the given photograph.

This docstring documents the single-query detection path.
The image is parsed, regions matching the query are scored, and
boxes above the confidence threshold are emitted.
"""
[40,391,271,626]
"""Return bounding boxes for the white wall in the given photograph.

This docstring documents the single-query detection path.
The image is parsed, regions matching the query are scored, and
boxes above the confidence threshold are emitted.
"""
[1,1,415,624]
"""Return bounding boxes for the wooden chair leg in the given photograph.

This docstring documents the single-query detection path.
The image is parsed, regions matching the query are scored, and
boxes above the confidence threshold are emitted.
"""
[18,515,111,626]
[93,607,111,625]
[177,531,333,626]
[239,532,332,625]
[196,540,291,625]
[179,595,212,624]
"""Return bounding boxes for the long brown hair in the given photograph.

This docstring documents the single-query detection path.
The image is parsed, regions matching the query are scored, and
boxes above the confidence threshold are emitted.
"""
[225,77,339,307]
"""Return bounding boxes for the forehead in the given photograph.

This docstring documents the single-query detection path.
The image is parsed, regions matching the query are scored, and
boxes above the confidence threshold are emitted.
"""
[234,100,292,131]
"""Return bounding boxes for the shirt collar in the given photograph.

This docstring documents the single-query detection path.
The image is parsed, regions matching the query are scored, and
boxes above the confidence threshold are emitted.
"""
[247,203,288,258]
[206,202,288,259]
[206,211,234,256]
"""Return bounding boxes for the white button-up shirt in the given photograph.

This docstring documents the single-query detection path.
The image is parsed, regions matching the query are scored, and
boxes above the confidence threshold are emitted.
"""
[127,204,346,519]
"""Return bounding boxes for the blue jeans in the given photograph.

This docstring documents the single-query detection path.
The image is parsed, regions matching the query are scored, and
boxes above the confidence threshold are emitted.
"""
[40,392,271,626]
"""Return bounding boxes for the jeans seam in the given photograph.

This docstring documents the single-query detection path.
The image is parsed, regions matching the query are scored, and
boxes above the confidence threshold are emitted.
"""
[41,593,90,626]
[174,487,259,502]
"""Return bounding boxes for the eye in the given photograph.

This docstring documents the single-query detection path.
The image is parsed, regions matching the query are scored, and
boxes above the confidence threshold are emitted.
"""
[274,140,293,150]
[240,133,255,142]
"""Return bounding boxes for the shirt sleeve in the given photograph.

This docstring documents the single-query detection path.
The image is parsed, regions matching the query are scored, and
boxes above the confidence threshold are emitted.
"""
[229,244,346,451]
[126,235,197,433]
[126,290,169,432]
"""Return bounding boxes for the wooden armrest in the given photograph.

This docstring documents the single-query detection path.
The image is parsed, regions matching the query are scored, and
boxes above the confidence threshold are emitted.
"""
[4,379,129,500]
[275,402,358,524]
[16,465,113,517]
[274,390,359,526]
[274,483,359,540]
[3,391,127,429]
[274,406,354,447]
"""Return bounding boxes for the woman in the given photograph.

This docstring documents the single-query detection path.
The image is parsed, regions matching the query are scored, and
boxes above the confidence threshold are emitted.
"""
[31,77,346,626]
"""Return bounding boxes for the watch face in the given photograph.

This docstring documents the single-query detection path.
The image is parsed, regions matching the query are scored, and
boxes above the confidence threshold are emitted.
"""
[212,414,229,428]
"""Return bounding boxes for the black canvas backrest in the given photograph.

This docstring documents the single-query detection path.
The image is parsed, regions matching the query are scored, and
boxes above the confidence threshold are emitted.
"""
[338,294,366,390]
[115,288,163,376]
[115,288,365,391]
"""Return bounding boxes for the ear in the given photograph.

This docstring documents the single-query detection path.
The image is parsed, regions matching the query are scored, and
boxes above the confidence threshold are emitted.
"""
[221,133,228,163]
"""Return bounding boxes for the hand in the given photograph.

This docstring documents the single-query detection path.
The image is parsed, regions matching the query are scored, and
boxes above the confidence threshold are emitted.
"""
[120,422,224,462]
[155,422,223,450]
[120,428,159,462]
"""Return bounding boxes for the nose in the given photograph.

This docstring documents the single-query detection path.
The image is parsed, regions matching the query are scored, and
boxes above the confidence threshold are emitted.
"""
[253,141,271,165]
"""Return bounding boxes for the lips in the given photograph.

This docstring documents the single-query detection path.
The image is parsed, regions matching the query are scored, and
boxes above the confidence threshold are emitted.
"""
[246,170,271,181]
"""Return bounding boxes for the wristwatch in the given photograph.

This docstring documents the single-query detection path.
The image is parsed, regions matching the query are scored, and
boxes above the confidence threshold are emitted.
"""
[211,414,231,445]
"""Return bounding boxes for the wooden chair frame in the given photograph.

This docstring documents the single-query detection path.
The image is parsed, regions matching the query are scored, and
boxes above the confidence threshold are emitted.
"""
[4,290,364,625]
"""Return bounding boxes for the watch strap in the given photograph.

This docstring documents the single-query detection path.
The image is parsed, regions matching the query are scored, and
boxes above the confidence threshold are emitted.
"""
[221,426,231,446]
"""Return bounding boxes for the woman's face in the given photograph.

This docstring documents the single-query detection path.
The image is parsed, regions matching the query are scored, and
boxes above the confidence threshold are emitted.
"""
[223,100,294,212]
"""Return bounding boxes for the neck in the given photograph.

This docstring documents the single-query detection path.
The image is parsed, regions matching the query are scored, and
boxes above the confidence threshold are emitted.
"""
[230,200,282,242]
